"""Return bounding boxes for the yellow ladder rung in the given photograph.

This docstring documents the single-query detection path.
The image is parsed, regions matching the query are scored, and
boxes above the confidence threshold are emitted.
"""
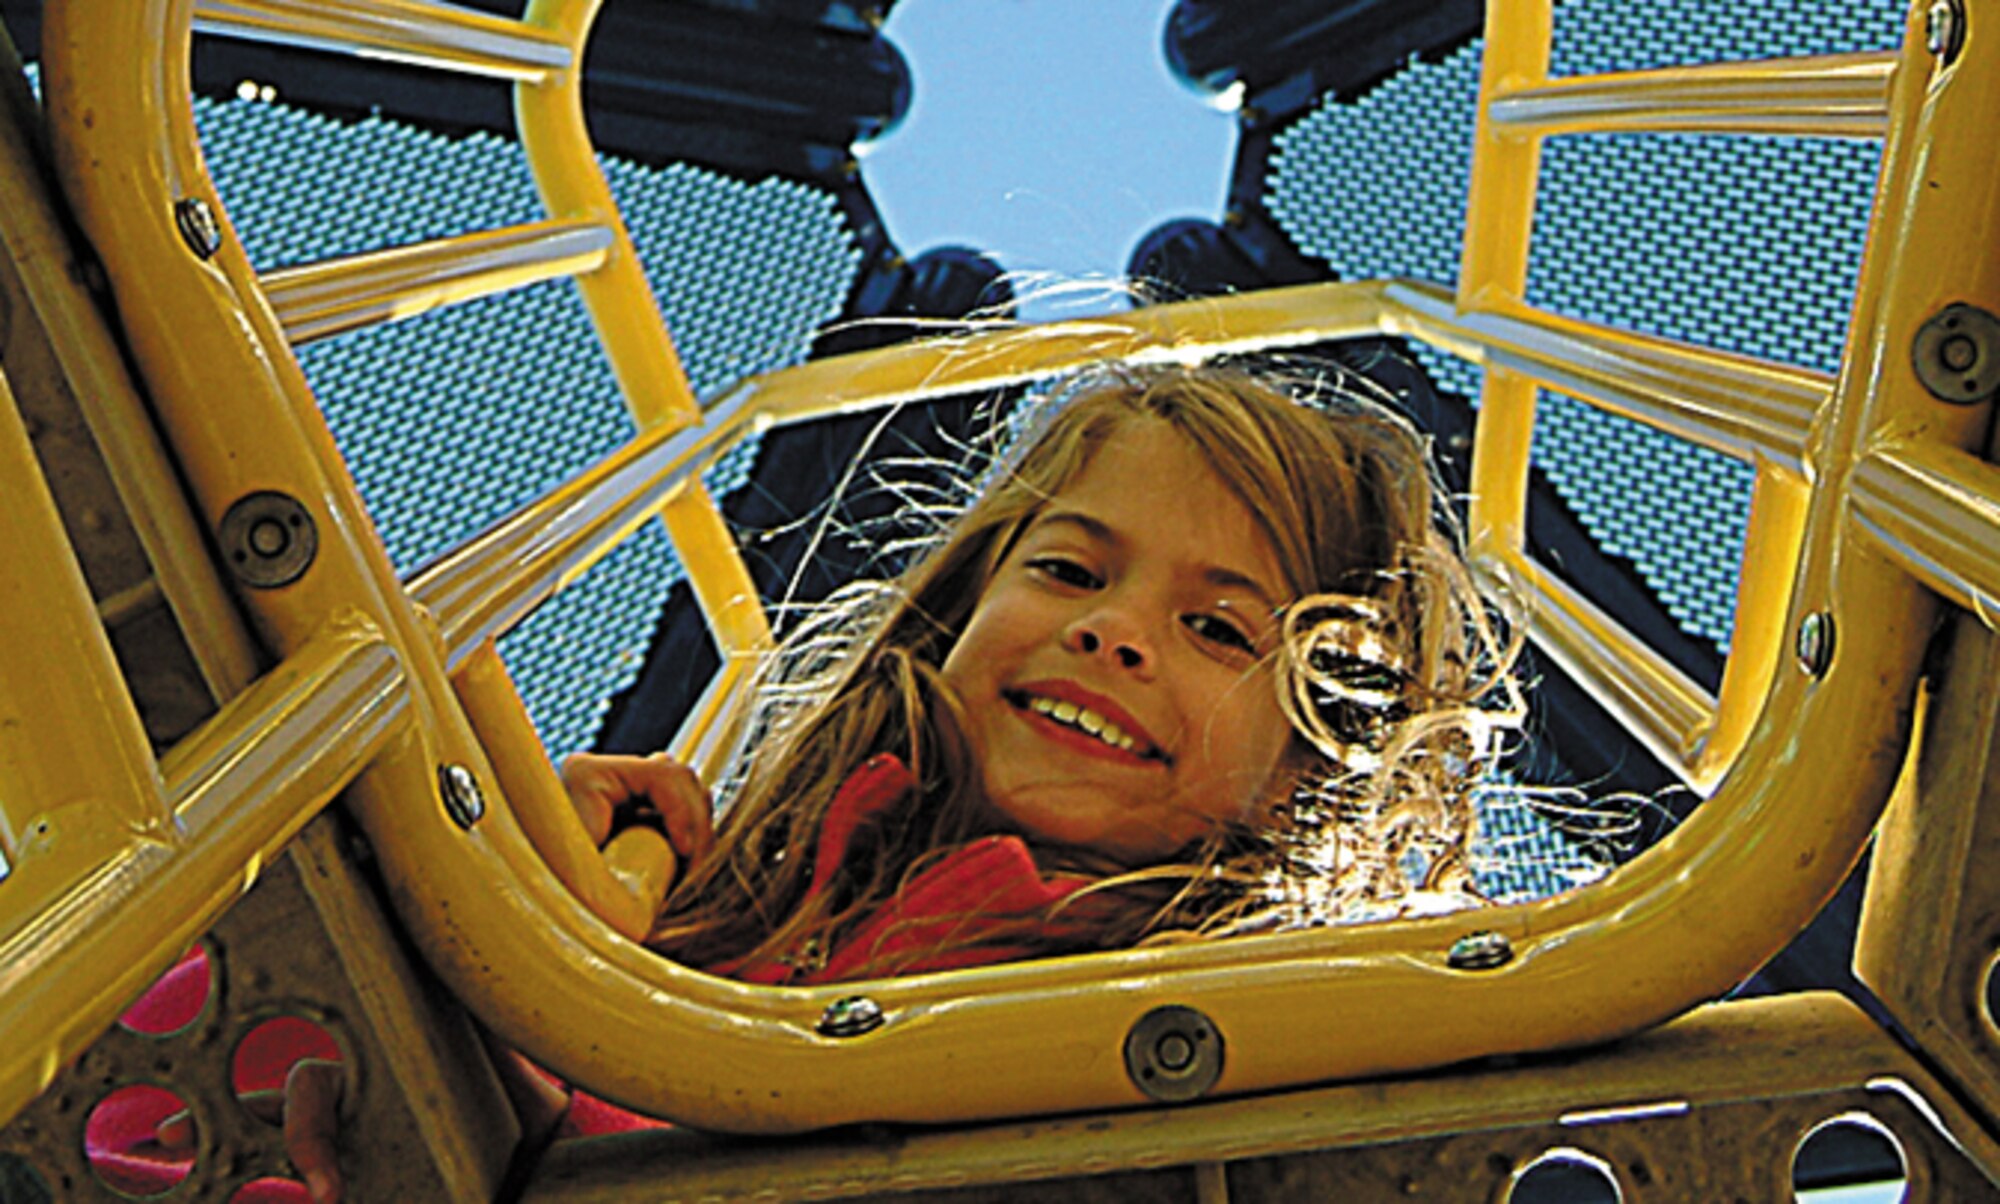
[410,407,732,673]
[1854,441,2000,619]
[1392,282,1826,470]
[1488,51,1897,138]
[1484,547,1720,789]
[192,0,571,83]
[262,219,616,345]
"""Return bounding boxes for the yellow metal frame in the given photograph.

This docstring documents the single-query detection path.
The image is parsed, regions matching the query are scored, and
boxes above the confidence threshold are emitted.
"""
[6,0,1996,1135]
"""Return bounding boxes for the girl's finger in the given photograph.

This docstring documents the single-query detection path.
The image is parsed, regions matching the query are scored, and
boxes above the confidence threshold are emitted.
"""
[283,1059,345,1204]
[641,755,714,860]
[557,754,619,845]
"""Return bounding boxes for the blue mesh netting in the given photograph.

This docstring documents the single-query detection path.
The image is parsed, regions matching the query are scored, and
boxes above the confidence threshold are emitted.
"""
[192,96,860,756]
[1266,0,1902,650]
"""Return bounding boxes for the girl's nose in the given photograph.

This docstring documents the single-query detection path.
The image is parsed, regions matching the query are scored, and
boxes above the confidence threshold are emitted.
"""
[1065,617,1151,673]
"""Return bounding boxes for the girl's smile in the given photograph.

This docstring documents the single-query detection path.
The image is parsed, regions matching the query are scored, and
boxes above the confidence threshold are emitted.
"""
[941,420,1294,865]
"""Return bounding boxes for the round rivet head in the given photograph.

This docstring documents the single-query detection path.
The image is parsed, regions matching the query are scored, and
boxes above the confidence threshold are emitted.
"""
[1447,930,1513,971]
[218,492,317,588]
[1796,611,1835,679]
[174,197,223,260]
[816,995,883,1038]
[438,764,485,829]
[1913,304,1999,403]
[1124,1005,1223,1103]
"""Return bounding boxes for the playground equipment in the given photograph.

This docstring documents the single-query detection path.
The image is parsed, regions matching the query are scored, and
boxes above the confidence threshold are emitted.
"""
[2,0,1998,1197]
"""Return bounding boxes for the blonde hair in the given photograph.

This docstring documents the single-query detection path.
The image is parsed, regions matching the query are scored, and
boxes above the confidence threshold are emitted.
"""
[646,362,1518,975]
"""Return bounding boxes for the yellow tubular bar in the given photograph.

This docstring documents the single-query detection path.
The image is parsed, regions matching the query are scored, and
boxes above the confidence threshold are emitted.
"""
[0,613,405,1122]
[1459,0,1549,557]
[192,0,570,83]
[456,643,663,942]
[1851,441,2000,620]
[264,219,615,346]
[0,373,168,896]
[0,36,260,703]
[1488,547,1719,787]
[34,0,1999,1139]
[1391,282,1824,472]
[1704,464,1811,779]
[1488,51,1897,137]
[515,0,774,664]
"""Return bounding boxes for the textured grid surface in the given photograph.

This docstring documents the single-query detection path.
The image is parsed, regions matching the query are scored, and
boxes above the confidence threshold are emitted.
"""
[193,97,860,756]
[1267,0,1901,648]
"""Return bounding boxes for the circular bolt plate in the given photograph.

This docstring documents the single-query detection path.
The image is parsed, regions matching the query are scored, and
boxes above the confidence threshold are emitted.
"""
[219,492,317,589]
[817,995,884,1038]
[1447,930,1514,971]
[174,197,223,260]
[1913,304,1999,403]
[1796,611,1835,679]
[1124,1005,1223,1103]
[438,764,486,829]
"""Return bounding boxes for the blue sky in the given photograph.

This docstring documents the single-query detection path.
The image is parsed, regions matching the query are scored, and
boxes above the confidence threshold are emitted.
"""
[859,0,1240,318]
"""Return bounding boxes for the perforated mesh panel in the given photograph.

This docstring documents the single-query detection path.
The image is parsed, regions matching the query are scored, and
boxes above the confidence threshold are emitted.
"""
[193,97,860,755]
[1266,0,1901,649]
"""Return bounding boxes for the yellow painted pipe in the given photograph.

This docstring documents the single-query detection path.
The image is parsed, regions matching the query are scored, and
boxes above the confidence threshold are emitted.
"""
[1489,51,1896,138]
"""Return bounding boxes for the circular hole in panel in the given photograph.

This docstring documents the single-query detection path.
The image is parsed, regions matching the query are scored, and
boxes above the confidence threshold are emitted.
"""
[229,1177,312,1203]
[1792,1111,1909,1202]
[83,1084,196,1198]
[0,1152,54,1204]
[231,1016,342,1125]
[119,945,214,1037]
[1507,1147,1623,1204]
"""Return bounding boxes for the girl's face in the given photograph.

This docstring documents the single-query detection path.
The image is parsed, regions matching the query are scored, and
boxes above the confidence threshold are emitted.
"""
[940,420,1295,864]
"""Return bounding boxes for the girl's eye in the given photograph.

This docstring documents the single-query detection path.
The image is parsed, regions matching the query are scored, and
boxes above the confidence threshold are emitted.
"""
[1027,557,1101,589]
[1185,612,1257,654]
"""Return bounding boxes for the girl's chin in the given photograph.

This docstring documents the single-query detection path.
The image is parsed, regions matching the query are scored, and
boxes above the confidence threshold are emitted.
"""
[986,792,1190,864]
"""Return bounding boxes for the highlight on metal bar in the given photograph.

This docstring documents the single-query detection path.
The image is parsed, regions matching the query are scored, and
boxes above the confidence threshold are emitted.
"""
[1389,282,1824,471]
[192,0,572,83]
[1485,547,1720,790]
[1487,52,1898,138]
[1852,441,2000,623]
[262,219,615,345]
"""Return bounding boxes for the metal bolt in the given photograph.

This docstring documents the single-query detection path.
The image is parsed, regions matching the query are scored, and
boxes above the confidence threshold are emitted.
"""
[1796,611,1835,679]
[219,492,318,589]
[1124,1005,1224,1103]
[1912,304,2000,403]
[816,995,884,1038]
[1447,930,1513,970]
[1928,0,1965,61]
[174,197,223,260]
[438,764,485,829]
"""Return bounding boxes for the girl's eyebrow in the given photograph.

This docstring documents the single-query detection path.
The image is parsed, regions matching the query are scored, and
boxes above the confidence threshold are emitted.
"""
[1036,509,1283,612]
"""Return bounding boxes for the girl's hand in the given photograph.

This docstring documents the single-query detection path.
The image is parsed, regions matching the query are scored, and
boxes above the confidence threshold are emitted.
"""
[153,1059,345,1203]
[558,752,715,864]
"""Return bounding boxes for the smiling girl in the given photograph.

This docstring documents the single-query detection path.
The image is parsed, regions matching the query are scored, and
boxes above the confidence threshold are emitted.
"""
[574,361,1522,983]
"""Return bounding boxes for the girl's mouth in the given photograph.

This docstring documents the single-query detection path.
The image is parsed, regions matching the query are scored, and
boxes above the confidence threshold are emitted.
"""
[1002,689,1171,767]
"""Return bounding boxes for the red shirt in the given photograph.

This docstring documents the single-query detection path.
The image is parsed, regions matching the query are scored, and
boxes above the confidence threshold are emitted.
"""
[714,753,1100,984]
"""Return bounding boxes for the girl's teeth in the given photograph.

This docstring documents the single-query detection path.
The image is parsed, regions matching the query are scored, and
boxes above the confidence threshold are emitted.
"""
[1025,695,1143,755]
